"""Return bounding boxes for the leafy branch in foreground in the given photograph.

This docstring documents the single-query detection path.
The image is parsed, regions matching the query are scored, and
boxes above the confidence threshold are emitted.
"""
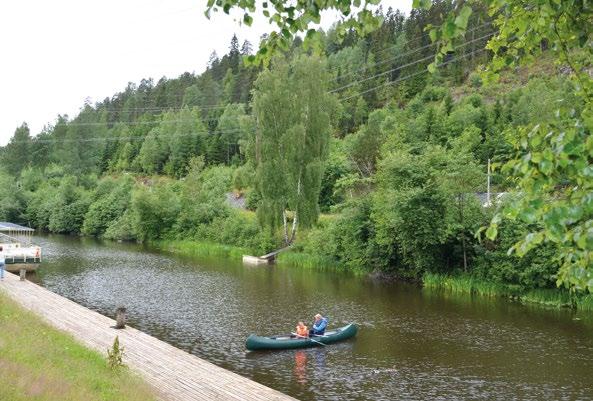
[204,0,383,65]
[418,0,593,291]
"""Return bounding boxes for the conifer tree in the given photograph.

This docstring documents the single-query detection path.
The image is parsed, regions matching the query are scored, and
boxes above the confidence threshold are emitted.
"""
[2,123,31,176]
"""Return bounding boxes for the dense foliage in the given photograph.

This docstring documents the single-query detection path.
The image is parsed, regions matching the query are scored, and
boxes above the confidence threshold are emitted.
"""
[1,3,589,297]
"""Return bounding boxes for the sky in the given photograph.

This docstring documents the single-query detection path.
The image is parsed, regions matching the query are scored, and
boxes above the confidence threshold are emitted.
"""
[0,0,412,146]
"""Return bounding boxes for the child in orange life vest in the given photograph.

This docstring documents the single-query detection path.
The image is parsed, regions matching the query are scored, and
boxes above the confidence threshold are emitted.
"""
[295,321,308,338]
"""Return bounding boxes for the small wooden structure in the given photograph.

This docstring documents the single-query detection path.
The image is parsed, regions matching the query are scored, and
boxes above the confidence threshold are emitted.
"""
[242,246,291,266]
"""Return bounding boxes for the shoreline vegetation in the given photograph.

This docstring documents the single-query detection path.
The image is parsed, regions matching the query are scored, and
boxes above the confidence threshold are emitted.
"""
[2,8,591,318]
[157,238,593,312]
[423,272,593,312]
[0,291,156,401]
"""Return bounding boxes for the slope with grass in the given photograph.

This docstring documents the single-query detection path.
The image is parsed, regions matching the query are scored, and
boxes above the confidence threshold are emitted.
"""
[0,292,156,401]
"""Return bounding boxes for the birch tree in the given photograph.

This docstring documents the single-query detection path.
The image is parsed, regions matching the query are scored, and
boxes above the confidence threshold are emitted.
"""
[251,55,335,245]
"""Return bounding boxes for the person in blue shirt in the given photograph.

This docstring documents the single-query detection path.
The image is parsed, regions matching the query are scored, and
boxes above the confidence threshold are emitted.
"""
[0,247,4,280]
[309,313,328,336]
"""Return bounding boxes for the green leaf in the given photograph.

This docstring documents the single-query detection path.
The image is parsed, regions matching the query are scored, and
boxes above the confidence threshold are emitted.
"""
[413,0,432,10]
[486,225,498,240]
[429,28,437,43]
[427,62,437,74]
[243,14,253,26]
[454,5,472,31]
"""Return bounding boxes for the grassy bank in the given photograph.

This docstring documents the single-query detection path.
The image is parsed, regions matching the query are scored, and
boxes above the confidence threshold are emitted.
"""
[155,239,249,260]
[276,251,340,270]
[0,292,156,401]
[423,272,593,311]
[156,238,343,269]
[155,239,593,312]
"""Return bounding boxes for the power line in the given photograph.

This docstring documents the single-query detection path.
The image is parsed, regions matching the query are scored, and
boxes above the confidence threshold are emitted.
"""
[66,23,493,116]
[29,128,253,144]
[330,30,494,94]
[89,103,234,113]
[339,47,488,102]
[330,21,492,83]
[13,30,494,144]
[50,116,250,127]
[62,22,494,120]
[29,48,489,144]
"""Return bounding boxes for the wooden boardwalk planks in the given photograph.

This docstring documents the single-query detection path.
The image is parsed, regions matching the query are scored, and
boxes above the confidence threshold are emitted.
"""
[0,272,296,401]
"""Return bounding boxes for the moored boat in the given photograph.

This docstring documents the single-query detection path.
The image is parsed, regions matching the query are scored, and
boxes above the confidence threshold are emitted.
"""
[0,223,42,272]
[245,323,358,351]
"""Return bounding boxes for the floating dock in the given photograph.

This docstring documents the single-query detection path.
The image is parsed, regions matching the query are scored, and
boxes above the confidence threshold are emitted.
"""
[0,272,295,401]
[0,222,41,271]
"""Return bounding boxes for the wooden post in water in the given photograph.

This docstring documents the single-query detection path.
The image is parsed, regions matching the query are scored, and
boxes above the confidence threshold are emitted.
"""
[19,269,26,281]
[115,307,127,329]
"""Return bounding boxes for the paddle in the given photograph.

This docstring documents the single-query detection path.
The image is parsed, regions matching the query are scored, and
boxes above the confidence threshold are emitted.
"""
[291,332,326,346]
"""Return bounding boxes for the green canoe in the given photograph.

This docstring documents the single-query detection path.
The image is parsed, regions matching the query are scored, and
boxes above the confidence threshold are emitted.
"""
[245,323,358,351]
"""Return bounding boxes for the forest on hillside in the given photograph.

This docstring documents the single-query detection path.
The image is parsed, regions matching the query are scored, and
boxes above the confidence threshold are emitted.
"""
[0,2,588,297]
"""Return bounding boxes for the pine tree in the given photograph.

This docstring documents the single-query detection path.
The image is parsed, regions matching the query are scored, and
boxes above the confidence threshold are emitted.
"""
[222,68,236,103]
[2,123,31,176]
[240,40,253,56]
[229,34,240,72]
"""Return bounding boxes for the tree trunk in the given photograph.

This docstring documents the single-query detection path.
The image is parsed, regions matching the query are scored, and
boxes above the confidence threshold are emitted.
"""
[289,175,302,244]
[282,209,289,245]
[460,195,467,272]
[289,211,298,244]
[462,233,468,272]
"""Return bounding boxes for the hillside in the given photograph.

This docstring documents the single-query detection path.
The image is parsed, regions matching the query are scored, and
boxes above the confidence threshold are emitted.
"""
[0,5,584,301]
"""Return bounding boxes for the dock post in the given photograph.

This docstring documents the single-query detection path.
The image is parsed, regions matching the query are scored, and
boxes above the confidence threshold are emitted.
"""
[19,269,26,281]
[115,307,127,329]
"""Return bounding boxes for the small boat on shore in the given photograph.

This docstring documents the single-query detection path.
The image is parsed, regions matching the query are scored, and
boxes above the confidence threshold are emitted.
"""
[245,323,358,351]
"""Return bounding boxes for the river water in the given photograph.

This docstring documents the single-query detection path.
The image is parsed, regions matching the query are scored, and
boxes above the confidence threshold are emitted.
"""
[29,234,593,400]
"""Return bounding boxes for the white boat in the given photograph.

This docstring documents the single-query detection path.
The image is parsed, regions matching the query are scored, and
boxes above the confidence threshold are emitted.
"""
[0,222,41,272]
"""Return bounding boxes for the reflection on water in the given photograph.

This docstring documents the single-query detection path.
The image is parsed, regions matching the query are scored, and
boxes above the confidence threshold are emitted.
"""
[294,351,307,385]
[31,234,593,401]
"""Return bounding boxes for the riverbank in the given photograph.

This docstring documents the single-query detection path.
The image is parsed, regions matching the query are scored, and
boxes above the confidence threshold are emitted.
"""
[156,239,342,271]
[0,270,296,401]
[158,239,593,312]
[0,291,156,401]
[423,272,593,311]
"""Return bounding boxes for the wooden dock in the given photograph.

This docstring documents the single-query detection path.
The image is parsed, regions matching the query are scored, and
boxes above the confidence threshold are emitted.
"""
[242,246,291,265]
[0,272,296,401]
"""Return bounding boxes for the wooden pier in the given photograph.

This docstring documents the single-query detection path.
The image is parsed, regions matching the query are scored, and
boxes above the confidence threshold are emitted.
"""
[242,246,291,265]
[0,272,296,401]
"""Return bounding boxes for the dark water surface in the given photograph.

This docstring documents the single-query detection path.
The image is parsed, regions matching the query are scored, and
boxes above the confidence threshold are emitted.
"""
[31,235,593,400]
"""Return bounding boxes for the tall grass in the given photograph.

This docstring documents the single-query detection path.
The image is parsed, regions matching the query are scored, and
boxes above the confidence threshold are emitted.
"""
[276,251,339,271]
[423,272,512,298]
[156,240,248,260]
[158,239,345,272]
[423,272,593,311]
[0,292,156,401]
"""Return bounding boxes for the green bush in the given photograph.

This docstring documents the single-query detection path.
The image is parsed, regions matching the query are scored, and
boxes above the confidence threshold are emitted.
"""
[421,85,449,102]
[46,177,91,234]
[104,210,138,241]
[82,176,134,236]
[131,182,180,242]
[473,219,558,290]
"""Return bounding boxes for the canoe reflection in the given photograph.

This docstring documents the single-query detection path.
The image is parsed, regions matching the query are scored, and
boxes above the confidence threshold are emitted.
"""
[294,350,307,385]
